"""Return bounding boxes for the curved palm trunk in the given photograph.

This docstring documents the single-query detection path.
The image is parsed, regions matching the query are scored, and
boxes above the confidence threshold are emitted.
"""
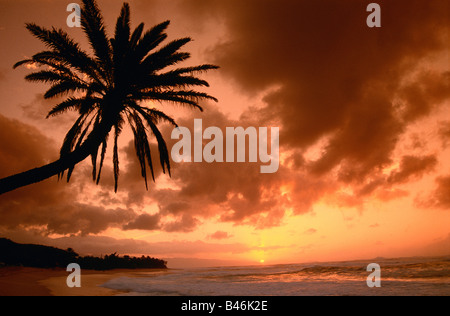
[0,119,113,195]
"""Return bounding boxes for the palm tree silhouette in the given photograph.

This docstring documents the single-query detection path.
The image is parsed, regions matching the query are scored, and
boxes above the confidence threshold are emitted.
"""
[0,0,218,195]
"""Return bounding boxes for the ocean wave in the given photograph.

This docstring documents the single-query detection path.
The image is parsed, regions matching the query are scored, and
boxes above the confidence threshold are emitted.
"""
[100,256,450,296]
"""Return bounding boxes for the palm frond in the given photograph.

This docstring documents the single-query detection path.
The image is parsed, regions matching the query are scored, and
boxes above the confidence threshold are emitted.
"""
[25,70,70,84]
[44,80,90,99]
[127,111,155,188]
[138,90,218,112]
[139,73,211,89]
[145,115,171,176]
[113,3,131,64]
[13,59,34,69]
[143,52,191,75]
[60,112,90,159]
[132,105,178,128]
[130,23,144,49]
[114,3,131,46]
[166,90,218,103]
[113,125,120,192]
[91,144,98,182]
[141,91,204,111]
[141,38,191,72]
[95,137,108,185]
[81,0,113,78]
[128,104,173,176]
[47,97,91,118]
[24,24,103,81]
[134,20,170,61]
[166,64,220,76]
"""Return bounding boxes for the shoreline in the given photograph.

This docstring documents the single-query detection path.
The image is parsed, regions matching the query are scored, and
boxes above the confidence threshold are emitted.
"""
[0,266,167,296]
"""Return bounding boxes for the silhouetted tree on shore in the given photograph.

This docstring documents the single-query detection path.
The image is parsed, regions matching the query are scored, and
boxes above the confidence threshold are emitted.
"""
[0,238,167,270]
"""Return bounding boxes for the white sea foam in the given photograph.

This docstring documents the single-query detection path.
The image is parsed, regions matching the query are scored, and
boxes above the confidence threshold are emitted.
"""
[100,256,450,296]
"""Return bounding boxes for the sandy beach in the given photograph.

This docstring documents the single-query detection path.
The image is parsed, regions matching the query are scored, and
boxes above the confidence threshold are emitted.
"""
[0,267,158,296]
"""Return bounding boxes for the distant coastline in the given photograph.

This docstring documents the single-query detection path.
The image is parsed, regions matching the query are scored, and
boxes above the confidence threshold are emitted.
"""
[0,238,167,271]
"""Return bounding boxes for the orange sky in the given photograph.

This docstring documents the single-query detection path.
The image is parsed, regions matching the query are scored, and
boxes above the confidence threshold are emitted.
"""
[0,0,449,268]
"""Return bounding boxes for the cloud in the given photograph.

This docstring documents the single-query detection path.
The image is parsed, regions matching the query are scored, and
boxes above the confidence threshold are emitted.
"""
[120,0,450,224]
[0,115,139,236]
[0,106,293,235]
[334,154,438,206]
[422,233,450,256]
[375,189,409,202]
[139,106,292,228]
[18,94,80,142]
[415,175,450,210]
[112,103,439,232]
[180,0,449,184]
[48,235,251,257]
[0,114,57,178]
[208,231,233,240]
[303,228,317,235]
[429,176,450,209]
[122,213,161,231]
[101,105,298,229]
[46,204,135,236]
[20,94,54,121]
[162,214,200,233]
[0,180,136,236]
[0,229,254,258]
[387,155,437,184]
[146,106,335,228]
[398,71,450,122]
[438,121,450,147]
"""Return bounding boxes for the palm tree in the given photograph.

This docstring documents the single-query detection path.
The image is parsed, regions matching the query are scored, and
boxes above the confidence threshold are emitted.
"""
[0,0,218,195]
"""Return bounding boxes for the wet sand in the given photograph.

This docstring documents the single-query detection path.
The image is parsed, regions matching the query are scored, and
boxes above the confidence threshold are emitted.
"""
[0,267,57,296]
[0,267,159,296]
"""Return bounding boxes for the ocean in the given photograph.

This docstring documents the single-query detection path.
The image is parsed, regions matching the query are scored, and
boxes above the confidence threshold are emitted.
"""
[100,256,450,296]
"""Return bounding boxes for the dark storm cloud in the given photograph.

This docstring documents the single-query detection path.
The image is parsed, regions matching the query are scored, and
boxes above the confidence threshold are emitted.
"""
[123,213,161,231]
[387,155,438,184]
[342,154,438,205]
[177,0,449,182]
[0,114,57,178]
[0,114,138,235]
[399,71,450,122]
[162,214,200,233]
[432,176,450,209]
[44,204,135,235]
[166,0,450,216]
[116,104,337,228]
[141,106,294,228]
[438,122,450,147]
[19,94,77,128]
[421,176,450,210]
[20,94,59,122]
